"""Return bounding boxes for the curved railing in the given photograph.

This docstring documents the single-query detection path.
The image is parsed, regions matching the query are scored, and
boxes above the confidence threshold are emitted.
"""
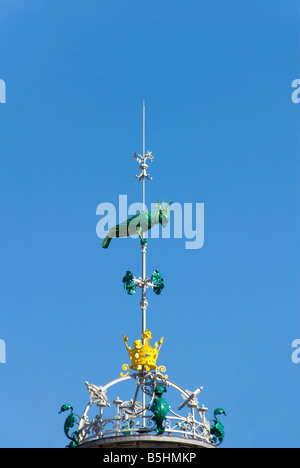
[77,370,213,445]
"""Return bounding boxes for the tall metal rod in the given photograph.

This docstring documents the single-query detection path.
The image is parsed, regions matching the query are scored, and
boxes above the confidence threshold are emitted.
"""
[134,101,154,426]
[142,100,146,210]
[141,245,147,339]
[141,100,147,426]
[141,100,147,341]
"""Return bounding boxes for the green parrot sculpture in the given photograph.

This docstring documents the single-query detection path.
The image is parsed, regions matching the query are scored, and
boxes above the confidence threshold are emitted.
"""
[102,200,174,248]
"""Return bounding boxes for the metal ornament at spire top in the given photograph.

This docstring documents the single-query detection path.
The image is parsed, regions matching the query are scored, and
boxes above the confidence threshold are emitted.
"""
[134,151,154,181]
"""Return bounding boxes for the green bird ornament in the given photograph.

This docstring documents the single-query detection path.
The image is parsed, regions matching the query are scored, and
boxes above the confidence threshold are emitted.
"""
[102,200,173,248]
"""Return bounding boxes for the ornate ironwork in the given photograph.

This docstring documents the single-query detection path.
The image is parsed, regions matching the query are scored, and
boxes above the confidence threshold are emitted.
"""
[210,408,226,446]
[150,385,170,434]
[151,270,165,295]
[59,404,80,448]
[122,269,166,297]
[77,370,220,446]
[134,151,154,181]
[122,271,137,295]
[62,104,227,449]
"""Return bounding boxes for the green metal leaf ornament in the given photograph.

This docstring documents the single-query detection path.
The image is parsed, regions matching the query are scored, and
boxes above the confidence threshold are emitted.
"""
[151,270,165,295]
[122,271,136,295]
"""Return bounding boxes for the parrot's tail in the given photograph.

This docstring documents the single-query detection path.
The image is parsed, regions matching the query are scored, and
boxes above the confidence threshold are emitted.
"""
[102,235,112,249]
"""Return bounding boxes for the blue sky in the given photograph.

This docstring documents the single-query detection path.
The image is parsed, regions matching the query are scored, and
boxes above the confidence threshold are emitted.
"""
[0,0,299,448]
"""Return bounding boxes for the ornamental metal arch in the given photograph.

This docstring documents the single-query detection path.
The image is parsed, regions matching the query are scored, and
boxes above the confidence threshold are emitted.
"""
[77,370,214,446]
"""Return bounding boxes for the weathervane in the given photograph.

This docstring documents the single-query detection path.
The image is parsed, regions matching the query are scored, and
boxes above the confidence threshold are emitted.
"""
[102,101,173,344]
[59,103,227,447]
[126,102,172,342]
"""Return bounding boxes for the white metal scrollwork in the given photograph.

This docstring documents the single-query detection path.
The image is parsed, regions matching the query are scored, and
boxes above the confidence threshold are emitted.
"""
[78,371,213,445]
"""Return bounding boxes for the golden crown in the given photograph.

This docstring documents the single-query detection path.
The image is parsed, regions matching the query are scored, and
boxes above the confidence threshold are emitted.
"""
[120,329,167,377]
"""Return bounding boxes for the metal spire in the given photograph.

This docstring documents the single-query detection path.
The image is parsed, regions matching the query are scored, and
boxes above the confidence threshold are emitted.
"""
[134,101,154,342]
[141,101,147,341]
[59,105,225,449]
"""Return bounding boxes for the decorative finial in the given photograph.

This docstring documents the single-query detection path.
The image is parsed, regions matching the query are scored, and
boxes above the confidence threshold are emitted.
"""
[134,151,154,181]
[120,329,167,378]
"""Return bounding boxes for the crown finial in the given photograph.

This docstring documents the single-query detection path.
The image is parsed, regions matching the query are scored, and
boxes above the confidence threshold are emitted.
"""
[120,329,166,378]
